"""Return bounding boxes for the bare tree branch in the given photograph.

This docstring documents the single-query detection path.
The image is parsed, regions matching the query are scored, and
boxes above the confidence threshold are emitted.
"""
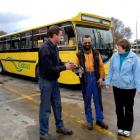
[0,30,7,36]
[111,17,132,44]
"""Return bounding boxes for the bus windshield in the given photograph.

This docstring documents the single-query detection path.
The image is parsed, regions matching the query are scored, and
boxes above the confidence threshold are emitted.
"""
[76,25,114,63]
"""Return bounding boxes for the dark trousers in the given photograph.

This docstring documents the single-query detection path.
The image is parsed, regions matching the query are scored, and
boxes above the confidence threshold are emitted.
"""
[39,77,64,134]
[113,86,136,131]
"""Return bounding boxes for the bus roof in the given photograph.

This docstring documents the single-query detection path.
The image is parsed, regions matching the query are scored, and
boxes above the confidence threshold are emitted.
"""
[0,12,111,38]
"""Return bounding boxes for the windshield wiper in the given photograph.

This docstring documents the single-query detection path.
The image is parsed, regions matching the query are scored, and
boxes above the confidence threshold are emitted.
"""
[92,30,96,48]
[97,31,103,49]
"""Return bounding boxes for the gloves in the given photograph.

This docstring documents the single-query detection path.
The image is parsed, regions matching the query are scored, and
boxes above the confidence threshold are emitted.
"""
[72,64,84,78]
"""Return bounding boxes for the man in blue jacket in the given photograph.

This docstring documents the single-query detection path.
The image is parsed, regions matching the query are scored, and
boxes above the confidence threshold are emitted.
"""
[39,25,74,140]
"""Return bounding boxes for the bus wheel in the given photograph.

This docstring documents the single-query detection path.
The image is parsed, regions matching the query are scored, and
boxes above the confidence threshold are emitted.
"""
[35,65,39,80]
[0,62,3,73]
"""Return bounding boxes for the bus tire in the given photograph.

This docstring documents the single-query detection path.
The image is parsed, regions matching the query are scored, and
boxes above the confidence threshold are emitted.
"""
[35,65,39,80]
[0,62,4,74]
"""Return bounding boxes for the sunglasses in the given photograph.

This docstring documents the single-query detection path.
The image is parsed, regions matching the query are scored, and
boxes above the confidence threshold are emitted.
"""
[83,42,91,45]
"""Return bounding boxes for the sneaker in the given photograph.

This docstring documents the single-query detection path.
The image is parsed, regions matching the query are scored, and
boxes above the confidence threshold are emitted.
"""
[87,122,93,130]
[123,130,131,137]
[40,133,56,140]
[56,127,73,135]
[117,129,124,136]
[96,121,108,129]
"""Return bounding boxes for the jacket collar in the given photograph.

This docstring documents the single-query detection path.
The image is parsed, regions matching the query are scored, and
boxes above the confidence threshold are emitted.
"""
[47,39,57,48]
[116,50,134,59]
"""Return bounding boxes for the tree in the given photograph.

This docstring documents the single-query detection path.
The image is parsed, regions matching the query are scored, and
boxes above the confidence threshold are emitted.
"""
[134,39,140,44]
[111,17,132,44]
[0,30,7,36]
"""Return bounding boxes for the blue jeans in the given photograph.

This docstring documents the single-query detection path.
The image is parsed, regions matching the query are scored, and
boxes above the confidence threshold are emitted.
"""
[39,77,64,134]
[83,72,104,123]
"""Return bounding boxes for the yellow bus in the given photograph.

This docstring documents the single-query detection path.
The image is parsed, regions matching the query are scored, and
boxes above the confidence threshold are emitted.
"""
[0,12,114,84]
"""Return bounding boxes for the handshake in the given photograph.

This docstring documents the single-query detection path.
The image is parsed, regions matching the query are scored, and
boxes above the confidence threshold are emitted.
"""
[65,61,84,78]
[65,61,76,70]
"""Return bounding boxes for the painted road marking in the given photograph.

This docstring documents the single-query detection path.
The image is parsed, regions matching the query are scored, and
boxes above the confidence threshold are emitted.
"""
[1,85,39,104]
[0,93,39,105]
[62,111,116,138]
[0,85,139,140]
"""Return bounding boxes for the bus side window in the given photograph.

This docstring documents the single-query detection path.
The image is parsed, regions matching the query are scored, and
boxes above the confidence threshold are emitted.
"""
[11,40,20,50]
[4,36,11,50]
[10,34,20,50]
[0,42,3,51]
[21,31,32,49]
[21,38,26,49]
[58,25,76,48]
[68,38,75,47]
[37,40,44,47]
[26,37,32,49]
[64,26,75,47]
[33,35,47,48]
[6,41,11,50]
[3,41,6,51]
[59,35,68,46]
[33,27,48,48]
[0,40,4,51]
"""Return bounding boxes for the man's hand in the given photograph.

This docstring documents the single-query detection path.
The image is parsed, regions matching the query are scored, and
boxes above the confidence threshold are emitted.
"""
[65,62,75,70]
[97,78,103,87]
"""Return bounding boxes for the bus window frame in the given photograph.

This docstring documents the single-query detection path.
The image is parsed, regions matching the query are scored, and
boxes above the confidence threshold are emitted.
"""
[0,40,5,52]
[5,36,12,51]
[11,34,21,50]
[20,31,33,50]
[57,23,77,51]
[0,22,78,52]
[32,26,48,48]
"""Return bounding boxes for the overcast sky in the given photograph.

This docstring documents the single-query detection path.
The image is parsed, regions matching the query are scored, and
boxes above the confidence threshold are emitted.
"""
[0,0,140,40]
